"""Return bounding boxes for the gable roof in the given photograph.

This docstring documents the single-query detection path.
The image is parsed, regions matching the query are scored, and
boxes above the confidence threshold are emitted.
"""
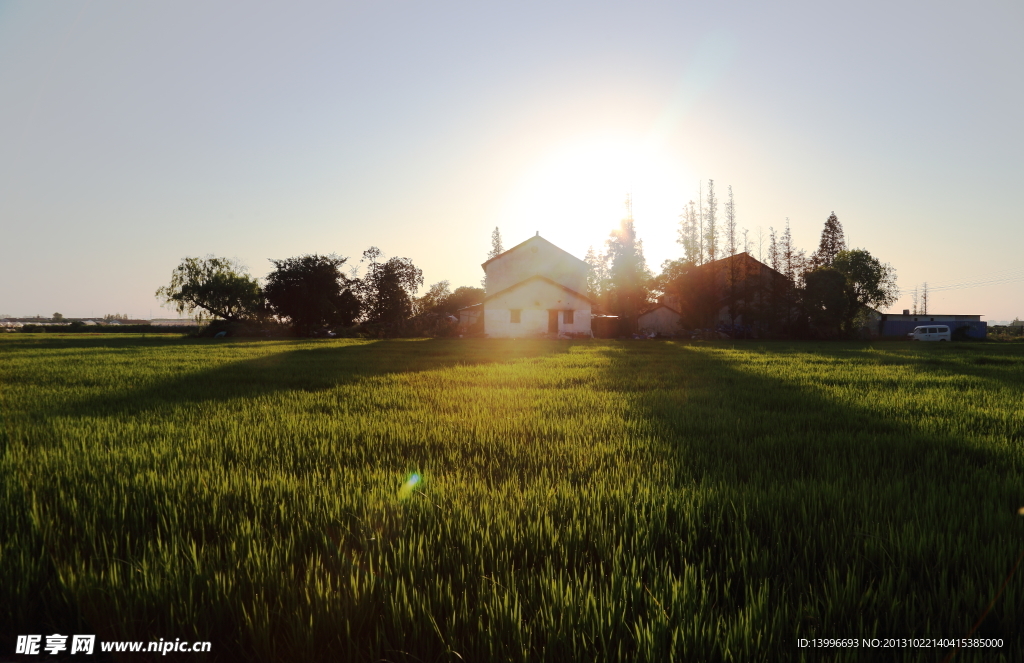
[481,234,590,271]
[639,304,680,317]
[483,274,596,305]
[696,251,783,275]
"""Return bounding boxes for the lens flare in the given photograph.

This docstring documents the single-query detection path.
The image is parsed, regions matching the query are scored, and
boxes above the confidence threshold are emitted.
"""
[398,473,421,500]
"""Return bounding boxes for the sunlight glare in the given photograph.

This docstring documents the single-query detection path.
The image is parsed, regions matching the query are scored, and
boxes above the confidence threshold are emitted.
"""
[496,137,695,261]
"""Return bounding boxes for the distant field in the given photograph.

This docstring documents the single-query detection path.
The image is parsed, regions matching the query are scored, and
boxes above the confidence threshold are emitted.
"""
[2,335,1023,662]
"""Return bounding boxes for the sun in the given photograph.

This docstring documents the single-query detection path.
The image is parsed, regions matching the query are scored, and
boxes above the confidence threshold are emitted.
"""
[497,136,695,259]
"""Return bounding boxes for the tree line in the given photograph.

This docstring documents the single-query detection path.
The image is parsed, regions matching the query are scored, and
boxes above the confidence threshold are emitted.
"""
[156,248,483,337]
[158,186,898,340]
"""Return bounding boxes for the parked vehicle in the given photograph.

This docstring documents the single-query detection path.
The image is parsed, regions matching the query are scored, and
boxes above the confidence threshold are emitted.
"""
[909,325,951,341]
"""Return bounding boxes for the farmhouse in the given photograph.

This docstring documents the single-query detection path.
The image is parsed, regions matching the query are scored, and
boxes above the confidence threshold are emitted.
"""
[661,252,790,329]
[478,233,594,338]
[637,304,681,337]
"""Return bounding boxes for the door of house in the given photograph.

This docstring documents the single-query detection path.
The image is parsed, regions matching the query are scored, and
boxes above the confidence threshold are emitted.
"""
[548,310,559,333]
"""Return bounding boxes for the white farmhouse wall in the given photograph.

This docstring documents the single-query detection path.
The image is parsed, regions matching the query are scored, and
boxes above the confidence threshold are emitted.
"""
[485,279,591,338]
[484,237,588,295]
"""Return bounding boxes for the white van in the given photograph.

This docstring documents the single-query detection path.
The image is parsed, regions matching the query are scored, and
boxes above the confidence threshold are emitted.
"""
[909,325,951,342]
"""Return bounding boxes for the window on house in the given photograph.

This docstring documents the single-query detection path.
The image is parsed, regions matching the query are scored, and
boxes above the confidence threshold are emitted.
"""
[510,309,521,323]
[563,310,574,324]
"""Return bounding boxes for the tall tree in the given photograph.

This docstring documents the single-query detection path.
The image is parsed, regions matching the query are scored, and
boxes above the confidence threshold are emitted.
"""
[778,218,809,288]
[780,220,795,283]
[698,181,704,263]
[483,226,504,287]
[605,198,649,333]
[722,186,740,324]
[264,254,361,335]
[584,245,610,307]
[676,200,701,265]
[155,256,264,323]
[704,180,718,262]
[487,226,504,260]
[768,227,780,272]
[725,186,737,257]
[811,212,847,268]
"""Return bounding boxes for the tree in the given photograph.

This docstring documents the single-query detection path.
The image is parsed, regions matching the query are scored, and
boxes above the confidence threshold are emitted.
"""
[482,227,504,287]
[676,200,701,265]
[832,249,899,333]
[605,198,650,333]
[487,227,504,259]
[415,281,484,317]
[803,267,851,338]
[921,282,929,315]
[447,286,484,312]
[584,245,610,307]
[724,186,737,257]
[723,186,740,324]
[263,254,360,335]
[52,312,64,322]
[357,247,424,329]
[811,212,847,268]
[416,280,452,317]
[704,180,718,262]
[155,256,264,323]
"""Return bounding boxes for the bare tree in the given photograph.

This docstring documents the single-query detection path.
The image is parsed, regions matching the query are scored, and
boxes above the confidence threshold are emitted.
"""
[781,219,795,284]
[768,227,780,272]
[725,186,737,257]
[676,200,701,264]
[698,181,704,263]
[704,180,718,262]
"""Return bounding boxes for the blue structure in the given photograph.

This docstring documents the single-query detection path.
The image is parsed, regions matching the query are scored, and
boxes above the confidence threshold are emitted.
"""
[878,313,987,340]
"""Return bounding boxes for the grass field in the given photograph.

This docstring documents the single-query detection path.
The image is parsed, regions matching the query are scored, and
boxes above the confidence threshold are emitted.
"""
[2,335,1023,662]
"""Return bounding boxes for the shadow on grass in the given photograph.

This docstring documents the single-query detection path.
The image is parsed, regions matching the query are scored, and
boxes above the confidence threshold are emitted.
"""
[594,340,1023,657]
[49,337,575,421]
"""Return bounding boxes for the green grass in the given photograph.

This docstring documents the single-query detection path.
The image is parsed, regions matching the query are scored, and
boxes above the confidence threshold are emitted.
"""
[1,335,1023,662]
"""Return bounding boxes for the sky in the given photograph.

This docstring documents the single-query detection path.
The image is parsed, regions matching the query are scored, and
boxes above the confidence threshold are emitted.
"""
[1,1,1022,321]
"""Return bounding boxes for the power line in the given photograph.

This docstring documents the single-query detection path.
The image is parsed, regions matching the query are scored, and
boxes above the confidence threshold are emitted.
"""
[897,270,1024,296]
